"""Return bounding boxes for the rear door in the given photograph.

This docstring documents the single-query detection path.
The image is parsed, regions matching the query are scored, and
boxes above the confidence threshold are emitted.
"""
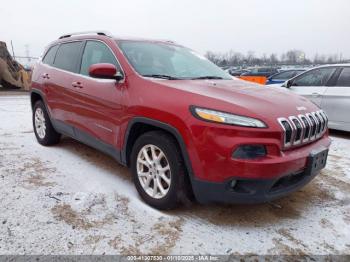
[71,40,126,146]
[322,67,350,130]
[39,44,59,108]
[49,41,84,136]
[289,67,337,107]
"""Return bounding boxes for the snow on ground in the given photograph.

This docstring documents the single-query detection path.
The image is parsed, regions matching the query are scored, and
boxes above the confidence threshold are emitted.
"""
[0,93,349,255]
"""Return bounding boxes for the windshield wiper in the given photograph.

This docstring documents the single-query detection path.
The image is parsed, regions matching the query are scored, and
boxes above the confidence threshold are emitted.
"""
[142,74,181,80]
[190,76,224,80]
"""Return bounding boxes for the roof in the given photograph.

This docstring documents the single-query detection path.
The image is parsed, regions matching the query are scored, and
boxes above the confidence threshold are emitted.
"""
[57,31,176,44]
[313,63,350,68]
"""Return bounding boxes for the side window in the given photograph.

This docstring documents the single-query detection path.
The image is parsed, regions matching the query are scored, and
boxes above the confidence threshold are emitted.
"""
[335,68,350,87]
[80,41,122,76]
[272,71,295,80]
[293,68,336,86]
[292,71,304,77]
[42,45,59,66]
[54,41,83,73]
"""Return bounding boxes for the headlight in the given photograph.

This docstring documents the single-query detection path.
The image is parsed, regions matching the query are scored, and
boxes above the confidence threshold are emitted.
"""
[191,107,267,128]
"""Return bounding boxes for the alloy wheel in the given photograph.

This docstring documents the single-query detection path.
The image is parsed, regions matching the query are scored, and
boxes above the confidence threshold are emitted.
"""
[136,144,171,199]
[34,108,46,139]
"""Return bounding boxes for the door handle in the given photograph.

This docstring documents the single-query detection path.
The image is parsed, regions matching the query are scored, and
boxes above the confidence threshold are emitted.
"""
[41,73,50,79]
[312,92,321,97]
[72,81,83,88]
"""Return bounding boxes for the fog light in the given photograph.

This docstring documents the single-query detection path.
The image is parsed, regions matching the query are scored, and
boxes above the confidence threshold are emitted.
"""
[232,145,267,159]
[230,180,237,188]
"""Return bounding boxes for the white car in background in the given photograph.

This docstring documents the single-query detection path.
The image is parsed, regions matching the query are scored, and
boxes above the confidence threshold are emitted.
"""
[283,64,350,132]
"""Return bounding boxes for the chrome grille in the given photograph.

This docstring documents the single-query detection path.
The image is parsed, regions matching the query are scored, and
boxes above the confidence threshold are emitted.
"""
[278,110,328,148]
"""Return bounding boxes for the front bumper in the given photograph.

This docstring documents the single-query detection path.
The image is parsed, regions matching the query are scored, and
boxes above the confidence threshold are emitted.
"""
[191,148,329,204]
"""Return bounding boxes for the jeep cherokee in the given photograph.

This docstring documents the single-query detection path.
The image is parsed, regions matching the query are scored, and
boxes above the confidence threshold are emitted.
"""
[30,31,331,209]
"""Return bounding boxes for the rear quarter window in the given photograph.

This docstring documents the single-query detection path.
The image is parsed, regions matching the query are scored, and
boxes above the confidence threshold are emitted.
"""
[42,45,59,66]
[54,41,83,73]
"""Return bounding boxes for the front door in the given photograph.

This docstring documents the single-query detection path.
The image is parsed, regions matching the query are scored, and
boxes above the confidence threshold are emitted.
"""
[289,67,337,107]
[70,40,126,147]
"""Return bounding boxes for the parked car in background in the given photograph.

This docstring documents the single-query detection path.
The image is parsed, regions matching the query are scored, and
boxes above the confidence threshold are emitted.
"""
[266,69,306,85]
[220,65,232,70]
[30,31,330,209]
[240,67,279,77]
[237,67,279,84]
[228,68,249,76]
[283,64,350,132]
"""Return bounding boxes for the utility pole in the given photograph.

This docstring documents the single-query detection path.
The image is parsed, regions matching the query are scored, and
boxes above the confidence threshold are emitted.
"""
[10,40,15,58]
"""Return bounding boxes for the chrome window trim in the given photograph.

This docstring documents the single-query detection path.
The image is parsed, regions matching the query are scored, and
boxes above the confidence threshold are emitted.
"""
[40,38,126,84]
[79,39,125,83]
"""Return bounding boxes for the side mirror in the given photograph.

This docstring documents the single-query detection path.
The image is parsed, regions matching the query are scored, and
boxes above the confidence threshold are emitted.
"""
[283,79,292,88]
[88,63,123,81]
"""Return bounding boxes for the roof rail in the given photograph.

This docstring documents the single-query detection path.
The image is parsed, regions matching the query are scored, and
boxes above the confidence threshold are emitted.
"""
[58,31,112,39]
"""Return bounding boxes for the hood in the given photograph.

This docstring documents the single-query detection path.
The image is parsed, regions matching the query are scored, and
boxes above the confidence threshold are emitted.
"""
[150,78,319,121]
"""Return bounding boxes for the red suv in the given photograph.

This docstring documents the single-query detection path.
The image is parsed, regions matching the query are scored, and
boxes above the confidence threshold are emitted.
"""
[30,31,331,209]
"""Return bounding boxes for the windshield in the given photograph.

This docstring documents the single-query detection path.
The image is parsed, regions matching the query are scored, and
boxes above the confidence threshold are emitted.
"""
[117,40,232,80]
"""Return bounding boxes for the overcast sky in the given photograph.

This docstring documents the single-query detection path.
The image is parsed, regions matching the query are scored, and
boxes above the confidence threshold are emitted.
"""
[1,0,349,60]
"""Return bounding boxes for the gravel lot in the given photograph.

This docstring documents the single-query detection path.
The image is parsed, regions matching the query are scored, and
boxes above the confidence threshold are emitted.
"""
[0,93,349,255]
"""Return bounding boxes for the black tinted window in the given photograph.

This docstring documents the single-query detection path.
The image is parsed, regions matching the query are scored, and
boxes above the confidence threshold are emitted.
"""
[80,41,121,76]
[42,45,59,66]
[293,68,336,86]
[54,41,83,73]
[335,68,350,87]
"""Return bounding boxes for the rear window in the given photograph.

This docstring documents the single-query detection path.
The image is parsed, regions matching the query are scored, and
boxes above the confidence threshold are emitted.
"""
[335,67,350,87]
[54,41,83,73]
[42,45,59,66]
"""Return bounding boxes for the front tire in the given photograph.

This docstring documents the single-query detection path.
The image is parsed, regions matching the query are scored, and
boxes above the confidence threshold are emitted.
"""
[33,100,61,146]
[130,131,190,210]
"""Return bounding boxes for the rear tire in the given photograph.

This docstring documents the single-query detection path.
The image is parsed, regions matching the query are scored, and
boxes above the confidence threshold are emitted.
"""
[33,100,61,146]
[130,131,191,210]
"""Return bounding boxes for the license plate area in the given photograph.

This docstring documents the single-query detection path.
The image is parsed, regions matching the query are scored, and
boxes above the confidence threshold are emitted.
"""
[307,148,328,174]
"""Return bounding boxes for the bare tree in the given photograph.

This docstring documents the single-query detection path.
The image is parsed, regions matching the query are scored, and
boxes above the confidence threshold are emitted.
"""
[205,49,347,67]
[270,53,278,65]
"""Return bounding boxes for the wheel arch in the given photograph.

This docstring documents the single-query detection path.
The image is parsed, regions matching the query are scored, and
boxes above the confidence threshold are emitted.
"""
[122,117,194,180]
[30,89,56,126]
[30,90,45,110]
[30,90,44,109]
